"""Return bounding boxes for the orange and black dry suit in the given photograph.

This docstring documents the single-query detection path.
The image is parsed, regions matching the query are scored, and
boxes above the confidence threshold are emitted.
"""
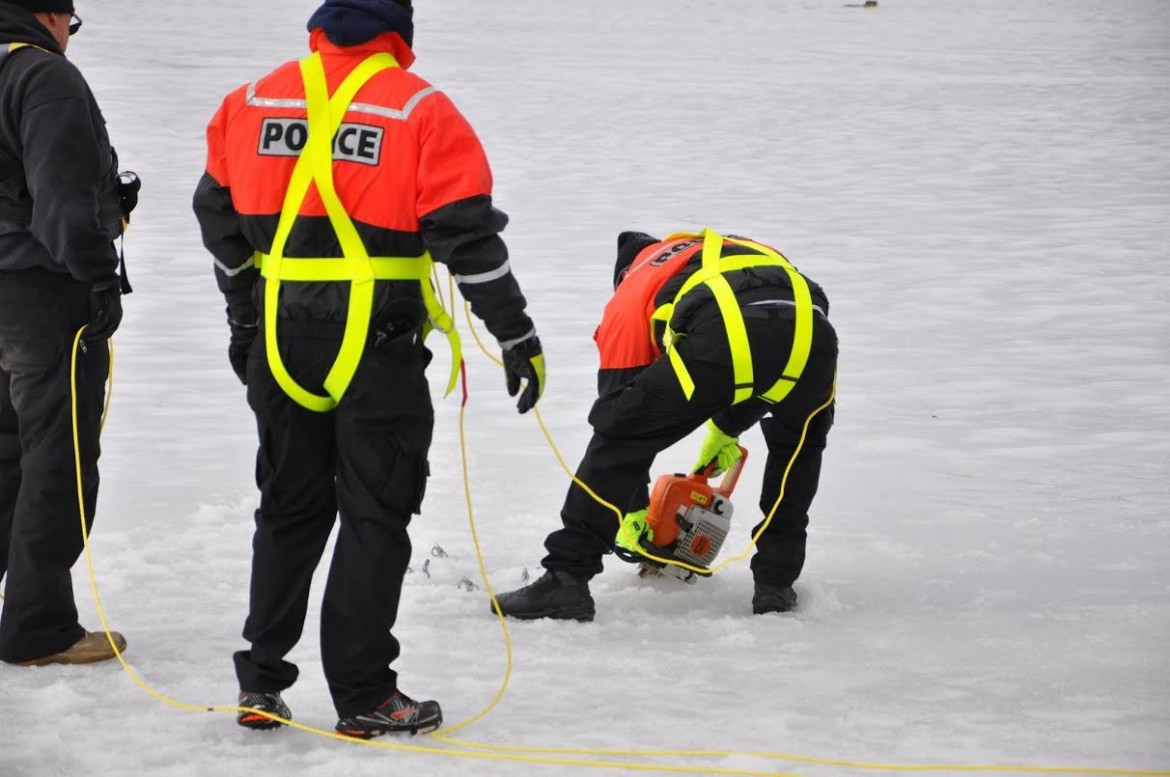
[192,29,534,717]
[541,231,837,589]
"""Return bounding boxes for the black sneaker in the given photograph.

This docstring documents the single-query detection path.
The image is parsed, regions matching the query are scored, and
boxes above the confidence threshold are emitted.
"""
[336,691,442,739]
[237,691,291,730]
[491,570,595,621]
[753,583,798,614]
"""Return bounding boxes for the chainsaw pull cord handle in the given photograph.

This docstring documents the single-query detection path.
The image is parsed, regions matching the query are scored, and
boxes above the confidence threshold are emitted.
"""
[690,445,749,498]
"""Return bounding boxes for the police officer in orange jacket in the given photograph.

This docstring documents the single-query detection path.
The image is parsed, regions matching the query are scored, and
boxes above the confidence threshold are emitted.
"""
[192,0,544,737]
[494,230,835,622]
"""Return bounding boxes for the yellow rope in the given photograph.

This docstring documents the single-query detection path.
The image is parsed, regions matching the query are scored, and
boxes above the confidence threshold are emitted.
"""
[451,302,1170,777]
[2,335,118,604]
[464,297,503,368]
[60,327,805,776]
[48,291,1167,777]
[460,300,820,578]
[102,339,114,431]
[433,365,515,737]
[705,380,835,576]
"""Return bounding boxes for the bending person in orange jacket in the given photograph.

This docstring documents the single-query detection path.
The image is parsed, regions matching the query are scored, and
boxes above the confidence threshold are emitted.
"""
[494,230,836,621]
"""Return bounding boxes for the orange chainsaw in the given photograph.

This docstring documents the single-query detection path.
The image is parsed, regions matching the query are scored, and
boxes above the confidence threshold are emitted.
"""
[615,447,748,584]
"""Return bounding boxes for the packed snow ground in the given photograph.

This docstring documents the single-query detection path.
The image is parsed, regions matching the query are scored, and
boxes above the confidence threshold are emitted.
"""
[2,0,1168,775]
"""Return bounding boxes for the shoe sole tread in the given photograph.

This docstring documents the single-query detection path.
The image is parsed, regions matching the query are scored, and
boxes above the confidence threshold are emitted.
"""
[238,715,287,731]
[337,720,442,739]
[492,600,594,622]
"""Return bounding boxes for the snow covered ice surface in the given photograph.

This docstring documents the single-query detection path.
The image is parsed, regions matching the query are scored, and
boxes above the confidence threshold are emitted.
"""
[2,0,1168,775]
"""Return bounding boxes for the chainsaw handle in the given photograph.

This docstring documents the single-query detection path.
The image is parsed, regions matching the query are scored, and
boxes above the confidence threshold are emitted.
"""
[693,445,748,497]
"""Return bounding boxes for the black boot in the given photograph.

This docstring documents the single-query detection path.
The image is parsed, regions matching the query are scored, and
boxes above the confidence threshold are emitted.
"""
[753,583,797,614]
[492,570,595,622]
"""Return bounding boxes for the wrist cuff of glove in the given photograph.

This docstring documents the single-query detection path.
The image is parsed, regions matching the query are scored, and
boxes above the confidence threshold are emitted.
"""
[706,419,736,441]
[225,291,258,327]
[501,331,540,354]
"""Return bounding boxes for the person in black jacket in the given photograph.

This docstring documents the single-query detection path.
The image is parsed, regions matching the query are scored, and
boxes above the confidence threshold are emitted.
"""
[494,230,837,621]
[0,0,133,666]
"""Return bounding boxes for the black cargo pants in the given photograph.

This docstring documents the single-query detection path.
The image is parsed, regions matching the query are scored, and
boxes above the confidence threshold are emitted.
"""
[542,304,837,588]
[0,269,106,663]
[234,306,433,718]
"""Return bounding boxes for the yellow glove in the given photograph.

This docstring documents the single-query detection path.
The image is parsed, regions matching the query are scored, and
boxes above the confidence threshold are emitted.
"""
[615,509,653,553]
[693,420,741,475]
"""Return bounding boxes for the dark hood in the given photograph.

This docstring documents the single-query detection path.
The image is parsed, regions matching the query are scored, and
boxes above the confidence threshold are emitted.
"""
[0,3,63,53]
[307,0,413,49]
[613,231,660,289]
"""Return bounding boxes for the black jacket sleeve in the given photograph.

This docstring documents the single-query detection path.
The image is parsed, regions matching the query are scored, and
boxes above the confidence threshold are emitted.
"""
[192,171,257,313]
[421,194,534,346]
[597,365,645,399]
[19,56,120,283]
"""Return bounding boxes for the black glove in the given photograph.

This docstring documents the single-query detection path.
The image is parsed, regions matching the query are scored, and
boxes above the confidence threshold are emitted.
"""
[502,335,545,414]
[228,322,258,385]
[85,278,123,341]
[226,292,258,386]
[118,171,140,225]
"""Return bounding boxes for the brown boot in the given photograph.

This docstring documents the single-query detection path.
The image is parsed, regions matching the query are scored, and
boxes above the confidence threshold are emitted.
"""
[17,631,127,667]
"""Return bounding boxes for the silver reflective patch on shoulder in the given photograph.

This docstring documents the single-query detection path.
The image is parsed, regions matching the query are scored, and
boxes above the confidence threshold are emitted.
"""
[349,86,436,122]
[257,118,385,166]
[246,81,306,110]
[401,86,438,118]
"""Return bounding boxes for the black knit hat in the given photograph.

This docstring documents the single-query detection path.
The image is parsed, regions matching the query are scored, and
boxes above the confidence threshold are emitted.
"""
[613,231,660,289]
[308,0,413,48]
[3,0,76,12]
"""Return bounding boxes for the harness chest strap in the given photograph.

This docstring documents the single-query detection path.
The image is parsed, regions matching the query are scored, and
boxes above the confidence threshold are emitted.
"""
[0,42,44,69]
[652,229,815,406]
[258,51,461,412]
[2,41,35,54]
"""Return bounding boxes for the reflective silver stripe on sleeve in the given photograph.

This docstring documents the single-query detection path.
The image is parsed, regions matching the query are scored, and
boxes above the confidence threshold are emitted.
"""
[215,255,255,278]
[746,299,827,318]
[500,328,537,351]
[454,260,512,286]
[246,83,437,121]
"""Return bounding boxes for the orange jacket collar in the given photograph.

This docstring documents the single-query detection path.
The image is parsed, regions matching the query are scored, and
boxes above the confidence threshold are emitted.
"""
[308,28,416,70]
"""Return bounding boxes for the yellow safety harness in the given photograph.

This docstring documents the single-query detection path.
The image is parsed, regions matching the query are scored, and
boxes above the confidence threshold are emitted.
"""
[254,51,461,413]
[0,41,41,63]
[651,228,816,406]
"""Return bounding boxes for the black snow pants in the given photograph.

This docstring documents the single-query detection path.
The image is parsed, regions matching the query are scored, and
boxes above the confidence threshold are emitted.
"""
[234,307,433,718]
[0,269,106,663]
[542,303,837,588]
